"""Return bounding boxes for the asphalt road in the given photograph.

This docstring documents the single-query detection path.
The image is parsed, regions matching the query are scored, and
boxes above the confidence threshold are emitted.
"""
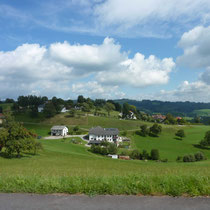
[0,194,209,210]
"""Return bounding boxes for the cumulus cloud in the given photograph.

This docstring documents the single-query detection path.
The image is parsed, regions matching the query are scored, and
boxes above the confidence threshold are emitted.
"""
[0,38,174,99]
[93,0,210,37]
[49,37,126,75]
[72,81,125,99]
[177,26,210,69]
[136,80,210,102]
[97,53,175,87]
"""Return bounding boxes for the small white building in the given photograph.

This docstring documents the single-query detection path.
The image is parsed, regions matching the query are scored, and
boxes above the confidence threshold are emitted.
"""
[108,154,118,159]
[51,125,68,136]
[0,113,4,124]
[88,126,119,144]
[61,107,69,113]
[38,105,45,112]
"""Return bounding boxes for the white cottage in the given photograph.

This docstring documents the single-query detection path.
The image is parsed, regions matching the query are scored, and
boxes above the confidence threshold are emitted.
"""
[88,126,119,144]
[38,104,45,112]
[0,113,4,124]
[51,126,68,136]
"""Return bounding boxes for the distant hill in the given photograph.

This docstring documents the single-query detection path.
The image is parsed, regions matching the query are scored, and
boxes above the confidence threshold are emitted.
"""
[114,99,210,116]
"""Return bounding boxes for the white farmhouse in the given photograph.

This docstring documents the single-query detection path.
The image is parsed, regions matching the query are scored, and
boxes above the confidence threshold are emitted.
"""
[88,126,119,144]
[38,104,45,112]
[51,125,68,136]
[0,113,5,124]
[61,107,69,113]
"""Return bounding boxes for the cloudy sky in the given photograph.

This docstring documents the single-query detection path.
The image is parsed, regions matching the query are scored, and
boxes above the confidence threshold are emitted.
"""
[1,0,210,102]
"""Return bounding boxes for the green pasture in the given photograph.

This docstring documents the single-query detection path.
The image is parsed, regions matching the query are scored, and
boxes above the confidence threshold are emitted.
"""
[0,103,12,111]
[193,109,210,116]
[0,137,209,196]
[1,114,210,195]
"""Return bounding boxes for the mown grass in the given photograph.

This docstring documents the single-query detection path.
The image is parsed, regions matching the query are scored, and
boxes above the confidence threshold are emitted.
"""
[0,138,209,196]
[132,125,210,161]
[0,103,12,111]
[193,109,210,116]
[1,115,210,196]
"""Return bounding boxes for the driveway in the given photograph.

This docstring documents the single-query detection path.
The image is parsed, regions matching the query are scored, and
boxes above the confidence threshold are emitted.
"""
[44,135,88,141]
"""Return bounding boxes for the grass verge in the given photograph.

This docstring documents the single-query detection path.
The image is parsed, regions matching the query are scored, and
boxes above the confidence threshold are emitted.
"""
[0,175,209,196]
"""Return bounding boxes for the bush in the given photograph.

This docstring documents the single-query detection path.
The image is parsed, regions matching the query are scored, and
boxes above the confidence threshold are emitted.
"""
[194,151,205,161]
[175,129,185,139]
[150,149,159,160]
[176,156,183,162]
[149,123,162,137]
[130,149,140,159]
[107,143,117,155]
[119,150,128,156]
[141,149,149,160]
[183,154,195,162]
[101,147,108,155]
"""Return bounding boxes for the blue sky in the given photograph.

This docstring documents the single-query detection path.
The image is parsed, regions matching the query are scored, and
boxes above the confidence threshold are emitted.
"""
[1,0,210,101]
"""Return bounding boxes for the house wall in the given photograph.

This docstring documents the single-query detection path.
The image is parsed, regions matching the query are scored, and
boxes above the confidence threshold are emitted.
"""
[0,119,3,124]
[51,127,68,136]
[89,134,118,142]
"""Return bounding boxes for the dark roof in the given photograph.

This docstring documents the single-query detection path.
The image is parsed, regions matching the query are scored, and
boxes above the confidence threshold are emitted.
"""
[51,125,67,130]
[89,126,119,135]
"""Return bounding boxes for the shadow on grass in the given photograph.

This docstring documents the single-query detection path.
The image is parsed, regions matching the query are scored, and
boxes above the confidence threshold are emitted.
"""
[65,115,74,118]
[174,137,182,141]
[0,151,40,159]
[193,144,210,150]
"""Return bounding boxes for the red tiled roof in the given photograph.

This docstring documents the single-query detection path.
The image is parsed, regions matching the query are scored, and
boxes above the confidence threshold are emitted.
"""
[0,113,4,118]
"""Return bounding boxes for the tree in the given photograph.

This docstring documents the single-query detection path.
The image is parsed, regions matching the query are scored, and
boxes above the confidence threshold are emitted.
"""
[175,129,185,139]
[122,103,130,118]
[194,151,205,161]
[82,102,91,112]
[104,102,115,116]
[183,154,195,162]
[0,128,9,151]
[199,130,210,147]
[140,124,148,137]
[150,149,159,160]
[114,103,122,112]
[141,149,149,160]
[77,95,85,104]
[194,116,201,123]
[130,149,140,159]
[65,99,74,109]
[1,114,40,157]
[69,109,76,117]
[43,102,56,118]
[107,143,117,154]
[149,123,162,137]
[73,126,79,132]
[165,113,176,124]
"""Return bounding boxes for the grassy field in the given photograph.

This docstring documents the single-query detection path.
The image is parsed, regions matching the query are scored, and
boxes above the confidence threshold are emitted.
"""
[193,109,210,116]
[0,103,12,111]
[0,120,210,195]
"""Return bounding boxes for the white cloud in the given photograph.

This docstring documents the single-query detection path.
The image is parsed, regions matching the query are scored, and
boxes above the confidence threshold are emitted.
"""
[139,80,210,102]
[177,26,210,69]
[0,38,174,99]
[97,53,175,87]
[72,81,125,99]
[93,0,210,37]
[49,37,126,75]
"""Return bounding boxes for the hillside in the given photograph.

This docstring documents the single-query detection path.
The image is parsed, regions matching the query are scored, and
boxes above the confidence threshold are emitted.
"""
[115,99,210,116]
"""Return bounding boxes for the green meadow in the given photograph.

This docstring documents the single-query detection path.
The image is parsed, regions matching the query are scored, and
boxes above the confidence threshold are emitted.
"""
[0,114,210,196]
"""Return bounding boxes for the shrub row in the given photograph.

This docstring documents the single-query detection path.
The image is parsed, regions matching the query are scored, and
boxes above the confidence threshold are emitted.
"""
[177,151,206,162]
